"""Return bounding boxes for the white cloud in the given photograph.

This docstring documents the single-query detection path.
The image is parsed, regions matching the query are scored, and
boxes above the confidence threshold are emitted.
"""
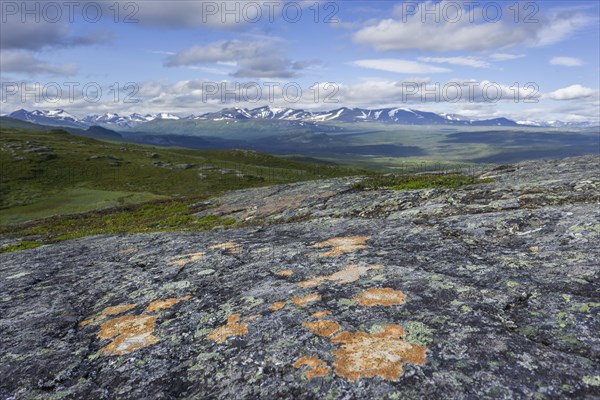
[352,59,451,74]
[418,56,490,68]
[104,1,249,28]
[165,40,320,78]
[549,57,583,67]
[0,18,114,51]
[490,53,526,61]
[547,84,595,100]
[0,50,78,76]
[352,1,593,52]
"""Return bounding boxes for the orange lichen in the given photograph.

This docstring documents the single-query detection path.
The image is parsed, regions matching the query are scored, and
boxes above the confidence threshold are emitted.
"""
[144,296,192,313]
[297,277,326,288]
[330,325,427,382]
[293,356,331,379]
[80,303,136,326]
[276,269,294,276]
[292,293,322,307]
[207,314,248,343]
[328,264,384,284]
[244,315,261,322]
[270,301,287,311]
[312,311,332,319]
[297,264,384,288]
[302,320,341,337]
[209,242,242,254]
[103,304,137,315]
[354,288,407,307]
[310,236,370,257]
[98,315,159,355]
[168,252,205,267]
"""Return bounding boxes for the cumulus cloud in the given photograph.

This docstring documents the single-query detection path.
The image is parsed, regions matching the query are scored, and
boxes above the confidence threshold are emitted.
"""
[490,53,526,61]
[298,78,541,108]
[549,57,583,67]
[546,84,595,100]
[418,56,490,68]
[0,18,114,50]
[114,0,257,28]
[0,50,78,76]
[352,59,451,74]
[165,40,320,78]
[352,1,593,52]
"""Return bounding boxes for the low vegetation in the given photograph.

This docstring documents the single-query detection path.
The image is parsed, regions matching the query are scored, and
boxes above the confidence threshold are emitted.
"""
[0,197,235,252]
[352,173,493,191]
[0,126,364,223]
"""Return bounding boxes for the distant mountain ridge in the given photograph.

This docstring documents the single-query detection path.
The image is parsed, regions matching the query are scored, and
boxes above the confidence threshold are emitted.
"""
[8,106,598,130]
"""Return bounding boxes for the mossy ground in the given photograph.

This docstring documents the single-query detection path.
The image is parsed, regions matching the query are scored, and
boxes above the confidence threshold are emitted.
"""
[0,198,235,252]
[0,127,365,223]
[352,173,493,191]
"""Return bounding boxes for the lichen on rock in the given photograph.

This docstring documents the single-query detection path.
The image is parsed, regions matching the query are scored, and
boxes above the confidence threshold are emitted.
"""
[80,303,137,327]
[298,264,384,288]
[330,325,427,382]
[1,156,599,398]
[291,293,322,307]
[302,320,341,337]
[98,315,159,356]
[145,296,192,312]
[269,301,287,311]
[207,314,248,343]
[354,287,407,307]
[310,236,370,257]
[168,251,205,267]
[312,311,332,319]
[209,242,242,254]
[293,356,331,379]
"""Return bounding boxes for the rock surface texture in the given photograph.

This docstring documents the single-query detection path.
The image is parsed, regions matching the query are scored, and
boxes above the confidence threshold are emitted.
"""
[1,155,599,399]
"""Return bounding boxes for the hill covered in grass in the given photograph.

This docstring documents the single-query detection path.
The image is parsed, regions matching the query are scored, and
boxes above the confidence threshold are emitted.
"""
[0,126,363,224]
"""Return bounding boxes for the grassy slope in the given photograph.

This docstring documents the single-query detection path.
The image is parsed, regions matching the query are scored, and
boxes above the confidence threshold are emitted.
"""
[0,127,363,224]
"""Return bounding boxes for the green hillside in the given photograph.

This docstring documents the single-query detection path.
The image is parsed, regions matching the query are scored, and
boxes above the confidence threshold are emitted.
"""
[0,126,362,225]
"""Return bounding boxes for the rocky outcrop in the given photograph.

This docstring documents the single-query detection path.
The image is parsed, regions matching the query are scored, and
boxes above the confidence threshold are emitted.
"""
[1,156,598,399]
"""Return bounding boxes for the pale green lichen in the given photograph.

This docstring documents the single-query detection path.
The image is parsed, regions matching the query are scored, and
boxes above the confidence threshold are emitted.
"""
[337,298,358,307]
[403,321,434,346]
[582,375,600,386]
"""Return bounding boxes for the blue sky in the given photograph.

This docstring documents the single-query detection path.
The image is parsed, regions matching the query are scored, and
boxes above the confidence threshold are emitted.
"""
[1,0,599,122]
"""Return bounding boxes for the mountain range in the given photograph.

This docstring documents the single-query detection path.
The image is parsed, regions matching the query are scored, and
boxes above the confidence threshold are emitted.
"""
[8,106,594,130]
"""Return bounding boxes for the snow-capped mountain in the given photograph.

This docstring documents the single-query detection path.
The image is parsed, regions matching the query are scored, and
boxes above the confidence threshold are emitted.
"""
[199,107,253,121]
[82,112,180,128]
[8,106,597,130]
[179,106,520,126]
[8,109,88,129]
[246,106,313,121]
[517,120,599,128]
[83,113,147,129]
[9,110,181,129]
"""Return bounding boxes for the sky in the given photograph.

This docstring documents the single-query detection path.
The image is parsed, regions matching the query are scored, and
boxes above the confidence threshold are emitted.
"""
[1,0,599,123]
